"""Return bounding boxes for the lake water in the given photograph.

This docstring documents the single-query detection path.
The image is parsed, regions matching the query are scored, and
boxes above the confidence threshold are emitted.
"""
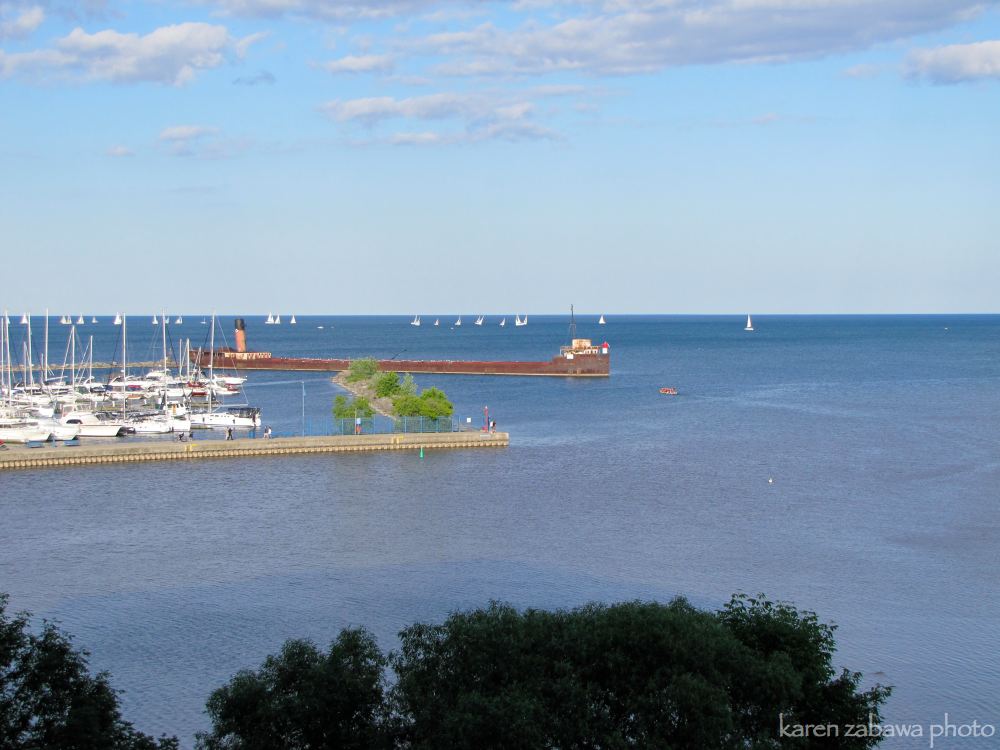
[2,315,998,747]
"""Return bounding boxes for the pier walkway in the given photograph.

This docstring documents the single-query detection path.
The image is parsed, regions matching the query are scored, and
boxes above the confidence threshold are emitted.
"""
[0,432,509,471]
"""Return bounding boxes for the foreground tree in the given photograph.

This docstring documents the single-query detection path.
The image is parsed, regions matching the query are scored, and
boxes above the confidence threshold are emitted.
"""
[0,594,177,750]
[197,629,390,750]
[200,596,890,749]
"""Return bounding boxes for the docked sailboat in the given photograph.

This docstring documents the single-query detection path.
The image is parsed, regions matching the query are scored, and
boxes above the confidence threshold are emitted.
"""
[744,314,754,332]
[411,315,421,327]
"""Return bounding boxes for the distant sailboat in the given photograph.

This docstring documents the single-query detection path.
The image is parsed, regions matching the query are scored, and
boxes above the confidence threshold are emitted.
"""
[598,314,606,325]
[744,314,754,332]
[290,315,297,324]
[201,317,207,325]
[265,313,275,325]
[175,316,183,324]
[274,314,281,325]
[515,314,527,327]
[152,315,158,325]
[91,316,98,324]
[411,315,421,327]
[474,315,484,326]
[499,318,506,327]
[434,319,439,326]
[113,313,122,325]
[455,316,462,326]
[20,313,28,324]
[76,315,84,325]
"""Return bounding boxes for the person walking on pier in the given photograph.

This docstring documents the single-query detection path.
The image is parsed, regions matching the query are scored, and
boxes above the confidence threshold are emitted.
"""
[226,427,234,441]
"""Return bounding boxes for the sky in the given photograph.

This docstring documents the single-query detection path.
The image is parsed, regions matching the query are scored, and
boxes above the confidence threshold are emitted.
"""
[1,0,998,315]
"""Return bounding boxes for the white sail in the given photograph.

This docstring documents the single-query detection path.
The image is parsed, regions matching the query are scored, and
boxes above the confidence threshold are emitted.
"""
[290,315,297,324]
[76,315,84,324]
[265,313,274,324]
[598,314,606,325]
[474,315,484,326]
[91,316,98,324]
[274,314,281,324]
[175,316,183,324]
[515,314,527,327]
[499,318,506,327]
[455,316,462,326]
[745,314,754,332]
[113,313,122,325]
[411,315,421,327]
[152,315,158,324]
[434,319,439,326]
[19,313,28,324]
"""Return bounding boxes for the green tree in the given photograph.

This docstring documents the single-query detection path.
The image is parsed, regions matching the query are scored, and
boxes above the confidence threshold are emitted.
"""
[373,371,401,398]
[197,630,390,750]
[346,358,378,383]
[0,594,178,750]
[333,395,374,420]
[390,598,891,749]
[398,374,416,396]
[392,388,453,419]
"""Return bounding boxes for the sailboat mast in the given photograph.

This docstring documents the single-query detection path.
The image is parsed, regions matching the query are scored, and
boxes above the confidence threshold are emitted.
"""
[122,315,127,421]
[569,304,576,343]
[25,314,34,388]
[71,326,76,392]
[209,312,215,379]
[162,311,168,374]
[43,308,49,381]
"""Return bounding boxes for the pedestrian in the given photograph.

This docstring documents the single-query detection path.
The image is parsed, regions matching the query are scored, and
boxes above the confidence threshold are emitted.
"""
[264,426,272,439]
[226,427,234,441]
[490,419,497,434]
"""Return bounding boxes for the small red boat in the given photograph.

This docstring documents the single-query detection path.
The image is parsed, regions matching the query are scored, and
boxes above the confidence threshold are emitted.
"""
[659,387,677,395]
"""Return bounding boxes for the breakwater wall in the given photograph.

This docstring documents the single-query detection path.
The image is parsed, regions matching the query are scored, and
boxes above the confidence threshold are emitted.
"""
[0,432,509,471]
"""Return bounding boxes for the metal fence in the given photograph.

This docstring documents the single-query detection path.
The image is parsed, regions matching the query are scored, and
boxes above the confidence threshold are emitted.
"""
[263,416,461,438]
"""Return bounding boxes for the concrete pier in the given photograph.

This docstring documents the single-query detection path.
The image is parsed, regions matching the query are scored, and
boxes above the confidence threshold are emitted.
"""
[0,432,509,471]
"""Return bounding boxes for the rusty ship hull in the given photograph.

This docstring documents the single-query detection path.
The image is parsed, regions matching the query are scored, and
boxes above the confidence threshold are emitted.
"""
[193,349,610,377]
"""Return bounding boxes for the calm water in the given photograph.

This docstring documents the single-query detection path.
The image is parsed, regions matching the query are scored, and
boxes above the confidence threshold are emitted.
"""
[2,315,999,747]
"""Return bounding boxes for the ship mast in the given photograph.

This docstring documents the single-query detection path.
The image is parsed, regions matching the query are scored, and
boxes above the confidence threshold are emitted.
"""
[569,304,576,343]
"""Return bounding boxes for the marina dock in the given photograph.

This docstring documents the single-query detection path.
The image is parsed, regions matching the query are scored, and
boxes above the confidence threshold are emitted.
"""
[0,432,509,470]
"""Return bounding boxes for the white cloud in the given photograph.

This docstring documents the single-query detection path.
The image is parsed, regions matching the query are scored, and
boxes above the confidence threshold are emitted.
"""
[405,0,994,77]
[106,144,134,156]
[322,89,565,144]
[321,53,394,73]
[0,4,44,40]
[905,40,1000,83]
[0,22,260,84]
[159,124,219,141]
[203,0,438,21]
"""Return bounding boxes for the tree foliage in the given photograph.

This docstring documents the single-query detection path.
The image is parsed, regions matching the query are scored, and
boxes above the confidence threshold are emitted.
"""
[345,358,378,383]
[0,594,178,750]
[197,630,389,750]
[392,387,453,419]
[373,371,401,398]
[333,395,374,420]
[199,595,891,750]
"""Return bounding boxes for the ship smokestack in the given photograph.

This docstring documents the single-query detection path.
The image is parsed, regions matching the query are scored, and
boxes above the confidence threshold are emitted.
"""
[235,318,247,353]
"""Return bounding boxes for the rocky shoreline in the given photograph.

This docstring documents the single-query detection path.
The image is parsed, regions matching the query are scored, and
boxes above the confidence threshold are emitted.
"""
[331,372,395,417]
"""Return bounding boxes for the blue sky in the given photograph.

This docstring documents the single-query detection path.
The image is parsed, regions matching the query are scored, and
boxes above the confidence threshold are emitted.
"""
[1,0,998,314]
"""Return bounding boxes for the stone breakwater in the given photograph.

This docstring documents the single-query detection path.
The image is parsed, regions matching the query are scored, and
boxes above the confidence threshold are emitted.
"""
[0,432,509,471]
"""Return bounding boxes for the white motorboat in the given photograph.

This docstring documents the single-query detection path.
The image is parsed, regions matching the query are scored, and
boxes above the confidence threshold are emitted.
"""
[0,417,52,443]
[189,406,261,429]
[59,411,126,437]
